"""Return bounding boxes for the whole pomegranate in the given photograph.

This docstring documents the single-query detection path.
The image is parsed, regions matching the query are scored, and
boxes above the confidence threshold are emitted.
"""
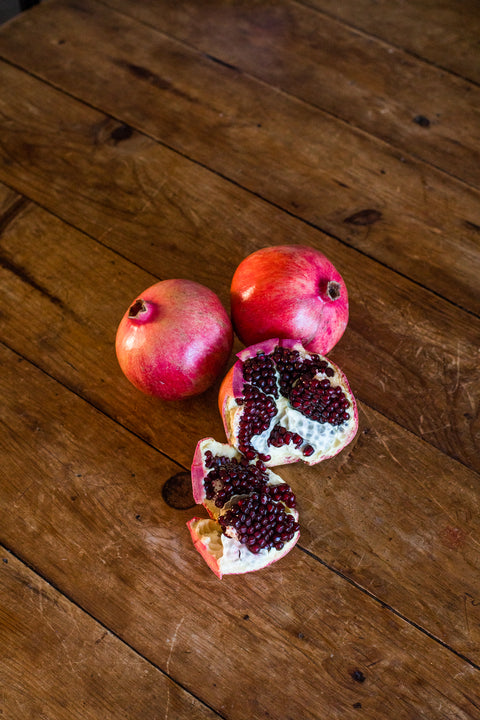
[230,245,348,355]
[188,437,300,578]
[219,339,358,466]
[115,279,233,401]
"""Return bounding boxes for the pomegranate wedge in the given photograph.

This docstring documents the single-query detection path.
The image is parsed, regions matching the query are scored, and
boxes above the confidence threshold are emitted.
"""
[219,339,358,467]
[188,438,300,578]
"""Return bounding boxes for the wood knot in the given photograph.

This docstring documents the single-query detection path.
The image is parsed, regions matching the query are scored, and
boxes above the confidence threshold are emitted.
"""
[110,123,134,144]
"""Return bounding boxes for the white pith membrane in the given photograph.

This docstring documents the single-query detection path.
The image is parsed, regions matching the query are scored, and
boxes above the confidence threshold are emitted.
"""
[221,339,358,467]
[187,438,300,579]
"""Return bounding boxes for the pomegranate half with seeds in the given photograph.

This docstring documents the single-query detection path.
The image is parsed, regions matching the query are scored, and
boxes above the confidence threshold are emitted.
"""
[187,438,300,578]
[115,279,233,401]
[219,339,358,467]
[230,245,349,355]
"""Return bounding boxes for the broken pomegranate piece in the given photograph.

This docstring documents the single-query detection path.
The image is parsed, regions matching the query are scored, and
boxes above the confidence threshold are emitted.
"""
[219,339,358,467]
[187,438,300,578]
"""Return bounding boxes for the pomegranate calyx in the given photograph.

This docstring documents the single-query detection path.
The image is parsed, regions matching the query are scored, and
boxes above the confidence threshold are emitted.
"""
[326,280,342,301]
[127,298,155,323]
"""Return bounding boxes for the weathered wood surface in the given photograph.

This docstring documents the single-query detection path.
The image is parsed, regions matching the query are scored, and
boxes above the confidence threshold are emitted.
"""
[1,196,479,664]
[1,0,479,317]
[1,0,480,717]
[1,343,480,719]
[0,549,220,720]
[95,0,480,188]
[0,64,478,476]
[304,0,480,84]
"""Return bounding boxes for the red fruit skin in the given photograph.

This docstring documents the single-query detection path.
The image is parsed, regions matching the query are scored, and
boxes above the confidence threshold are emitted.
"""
[230,245,348,355]
[187,518,223,578]
[115,279,233,401]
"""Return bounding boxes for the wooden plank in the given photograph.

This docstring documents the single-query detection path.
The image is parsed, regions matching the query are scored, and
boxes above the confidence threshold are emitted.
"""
[1,199,480,665]
[92,0,480,189]
[0,550,221,720]
[0,62,478,473]
[1,3,480,316]
[1,343,480,719]
[0,184,22,216]
[0,198,228,471]
[302,0,480,85]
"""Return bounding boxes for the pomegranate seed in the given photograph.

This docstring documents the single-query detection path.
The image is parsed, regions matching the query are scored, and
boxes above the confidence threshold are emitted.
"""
[219,491,299,554]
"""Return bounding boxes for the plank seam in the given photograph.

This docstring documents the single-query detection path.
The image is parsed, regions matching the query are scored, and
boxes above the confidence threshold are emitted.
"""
[0,195,30,235]
[3,339,480,668]
[298,545,480,673]
[293,0,480,89]
[0,543,229,720]
[91,0,480,193]
[0,338,189,473]
[0,187,479,483]
[0,58,478,322]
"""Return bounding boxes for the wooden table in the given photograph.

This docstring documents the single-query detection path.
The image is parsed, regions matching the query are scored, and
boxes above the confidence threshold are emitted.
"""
[1,1,479,717]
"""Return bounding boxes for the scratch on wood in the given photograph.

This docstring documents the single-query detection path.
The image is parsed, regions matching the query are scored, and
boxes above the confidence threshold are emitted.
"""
[362,405,401,466]
[452,341,461,394]
[164,616,185,719]
[463,593,470,635]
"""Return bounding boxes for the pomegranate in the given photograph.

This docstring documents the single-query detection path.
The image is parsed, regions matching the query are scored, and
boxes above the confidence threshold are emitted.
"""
[187,438,300,578]
[219,339,358,466]
[230,245,348,355]
[115,279,233,401]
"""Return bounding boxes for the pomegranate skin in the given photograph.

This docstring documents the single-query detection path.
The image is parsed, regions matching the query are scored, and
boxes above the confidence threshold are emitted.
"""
[230,245,348,355]
[115,279,233,401]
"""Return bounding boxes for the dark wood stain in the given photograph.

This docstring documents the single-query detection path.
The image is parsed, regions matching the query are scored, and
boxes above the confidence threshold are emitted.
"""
[344,209,383,226]
[113,58,198,103]
[162,472,195,510]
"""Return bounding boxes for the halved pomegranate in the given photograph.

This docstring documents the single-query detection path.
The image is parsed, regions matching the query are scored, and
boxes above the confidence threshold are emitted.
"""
[219,339,358,467]
[187,438,300,578]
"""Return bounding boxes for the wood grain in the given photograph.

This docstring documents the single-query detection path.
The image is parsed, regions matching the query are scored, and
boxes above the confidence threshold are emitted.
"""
[0,60,478,473]
[302,0,480,84]
[1,198,479,664]
[1,1,480,316]
[0,550,220,720]
[2,2,480,717]
[95,0,480,187]
[1,343,480,719]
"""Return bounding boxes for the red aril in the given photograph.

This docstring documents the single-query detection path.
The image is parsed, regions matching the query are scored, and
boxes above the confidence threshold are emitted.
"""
[115,279,233,401]
[219,339,358,466]
[230,245,348,355]
[188,438,300,578]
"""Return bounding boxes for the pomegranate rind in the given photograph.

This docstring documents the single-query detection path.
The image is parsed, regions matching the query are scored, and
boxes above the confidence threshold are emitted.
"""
[187,518,223,578]
[188,437,301,578]
[191,437,241,514]
[115,279,233,401]
[230,245,349,355]
[187,514,300,580]
[219,339,358,467]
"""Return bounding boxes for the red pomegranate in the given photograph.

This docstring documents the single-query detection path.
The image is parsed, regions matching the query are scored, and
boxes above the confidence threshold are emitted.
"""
[230,245,348,355]
[115,279,233,401]
[187,438,300,578]
[219,339,358,466]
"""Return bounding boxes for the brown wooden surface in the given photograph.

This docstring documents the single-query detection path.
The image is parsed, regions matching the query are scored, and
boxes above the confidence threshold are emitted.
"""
[0,1,479,718]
